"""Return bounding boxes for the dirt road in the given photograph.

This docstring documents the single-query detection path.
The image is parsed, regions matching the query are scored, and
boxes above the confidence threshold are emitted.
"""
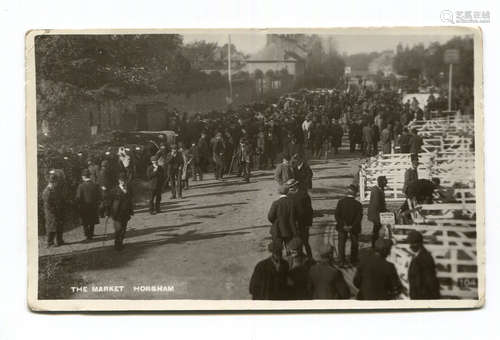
[38,153,371,300]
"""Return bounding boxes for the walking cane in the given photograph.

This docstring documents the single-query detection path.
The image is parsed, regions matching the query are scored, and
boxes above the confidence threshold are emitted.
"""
[102,215,109,248]
[227,153,236,176]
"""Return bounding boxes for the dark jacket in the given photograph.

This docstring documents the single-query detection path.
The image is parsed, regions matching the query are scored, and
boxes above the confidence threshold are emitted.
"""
[409,134,423,154]
[42,185,64,232]
[408,247,441,299]
[335,196,363,234]
[146,164,165,190]
[367,186,386,223]
[75,180,101,225]
[308,262,351,299]
[288,257,316,300]
[330,124,344,147]
[109,185,134,223]
[164,152,184,177]
[97,166,115,191]
[197,137,210,159]
[249,257,289,300]
[403,168,419,196]
[293,162,313,190]
[353,252,403,300]
[399,133,411,153]
[268,196,298,240]
[287,189,313,228]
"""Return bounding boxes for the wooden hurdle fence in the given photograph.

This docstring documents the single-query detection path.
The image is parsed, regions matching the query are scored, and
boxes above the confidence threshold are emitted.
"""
[359,153,433,201]
[390,221,478,299]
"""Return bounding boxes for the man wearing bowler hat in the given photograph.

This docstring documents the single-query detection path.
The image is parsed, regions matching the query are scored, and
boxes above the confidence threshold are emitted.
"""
[368,175,388,248]
[406,230,441,299]
[267,184,298,251]
[286,178,313,258]
[335,184,363,267]
[75,169,101,240]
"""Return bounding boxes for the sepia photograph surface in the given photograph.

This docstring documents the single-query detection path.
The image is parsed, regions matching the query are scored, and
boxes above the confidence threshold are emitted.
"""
[26,27,484,311]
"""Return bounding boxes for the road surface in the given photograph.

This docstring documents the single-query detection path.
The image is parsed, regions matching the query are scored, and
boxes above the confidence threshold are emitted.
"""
[38,153,375,300]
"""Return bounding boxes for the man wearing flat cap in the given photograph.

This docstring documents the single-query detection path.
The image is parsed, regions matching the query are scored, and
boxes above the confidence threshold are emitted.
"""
[307,244,351,299]
[335,184,363,267]
[235,137,252,183]
[286,178,313,258]
[353,238,403,300]
[249,241,289,300]
[406,230,441,299]
[147,155,165,214]
[75,168,101,240]
[267,184,298,251]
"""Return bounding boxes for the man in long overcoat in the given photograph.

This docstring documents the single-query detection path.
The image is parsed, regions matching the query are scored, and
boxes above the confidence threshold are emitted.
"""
[42,174,65,247]
[75,169,101,240]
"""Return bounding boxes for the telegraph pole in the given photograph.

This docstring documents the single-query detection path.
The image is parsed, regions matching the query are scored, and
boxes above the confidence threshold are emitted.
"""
[227,34,233,106]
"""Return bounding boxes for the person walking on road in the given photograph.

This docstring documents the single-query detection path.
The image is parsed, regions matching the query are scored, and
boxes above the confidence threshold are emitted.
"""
[42,174,65,247]
[236,137,252,183]
[165,145,184,199]
[108,173,134,251]
[334,184,363,267]
[147,155,165,214]
[75,169,101,240]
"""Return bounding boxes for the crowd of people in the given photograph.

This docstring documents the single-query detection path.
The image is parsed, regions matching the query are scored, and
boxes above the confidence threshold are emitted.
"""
[39,83,472,299]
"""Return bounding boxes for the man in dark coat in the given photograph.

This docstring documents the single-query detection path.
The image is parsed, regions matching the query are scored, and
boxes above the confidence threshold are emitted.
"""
[335,185,363,266]
[353,238,403,300]
[97,160,116,203]
[75,169,101,240]
[406,230,441,299]
[307,244,351,299]
[249,241,289,300]
[108,173,134,251]
[409,128,423,154]
[367,176,388,248]
[42,174,65,247]
[197,132,210,176]
[398,127,411,153]
[291,153,313,192]
[165,145,184,199]
[403,157,419,197]
[330,119,344,154]
[286,179,313,258]
[235,138,252,183]
[146,155,165,214]
[267,184,298,249]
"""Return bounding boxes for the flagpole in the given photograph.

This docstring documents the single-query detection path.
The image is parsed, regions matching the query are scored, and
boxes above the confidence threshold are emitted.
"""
[227,34,233,106]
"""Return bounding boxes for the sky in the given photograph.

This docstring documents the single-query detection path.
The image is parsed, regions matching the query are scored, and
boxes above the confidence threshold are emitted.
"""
[182,32,465,56]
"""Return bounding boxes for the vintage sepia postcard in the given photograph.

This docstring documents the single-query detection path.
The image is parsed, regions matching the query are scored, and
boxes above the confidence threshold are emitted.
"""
[26,27,484,311]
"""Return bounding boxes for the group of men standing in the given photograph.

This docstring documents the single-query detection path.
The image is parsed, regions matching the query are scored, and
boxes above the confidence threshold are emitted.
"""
[43,169,133,251]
